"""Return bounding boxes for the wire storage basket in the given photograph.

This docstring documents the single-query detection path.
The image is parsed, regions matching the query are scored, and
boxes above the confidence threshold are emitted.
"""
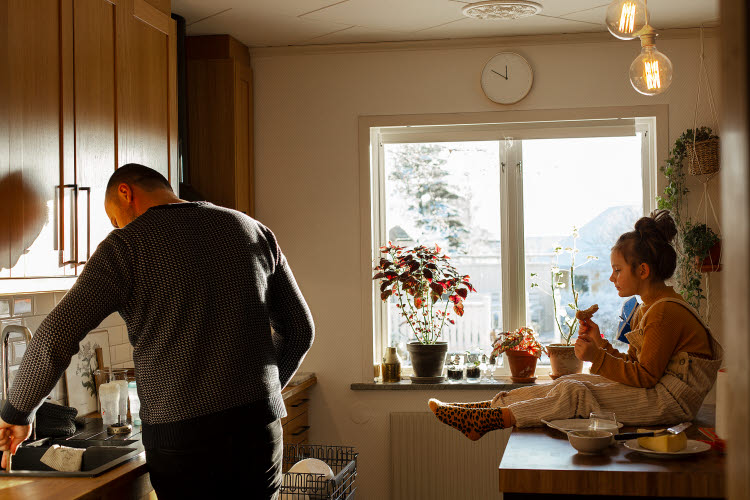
[280,444,358,500]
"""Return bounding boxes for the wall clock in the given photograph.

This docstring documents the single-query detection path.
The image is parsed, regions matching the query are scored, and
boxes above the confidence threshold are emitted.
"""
[480,52,534,104]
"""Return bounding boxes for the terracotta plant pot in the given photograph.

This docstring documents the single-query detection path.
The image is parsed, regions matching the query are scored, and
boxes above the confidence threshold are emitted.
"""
[695,240,722,272]
[407,342,448,378]
[547,344,583,378]
[505,350,538,381]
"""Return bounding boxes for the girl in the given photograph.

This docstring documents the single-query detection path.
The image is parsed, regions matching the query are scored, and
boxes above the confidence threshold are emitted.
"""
[429,210,723,441]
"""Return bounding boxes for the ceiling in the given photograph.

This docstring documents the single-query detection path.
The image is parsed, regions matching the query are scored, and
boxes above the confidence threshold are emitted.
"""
[171,0,720,48]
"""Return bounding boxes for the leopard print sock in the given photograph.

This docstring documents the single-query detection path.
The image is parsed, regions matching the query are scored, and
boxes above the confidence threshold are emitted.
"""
[428,400,512,441]
[427,398,492,411]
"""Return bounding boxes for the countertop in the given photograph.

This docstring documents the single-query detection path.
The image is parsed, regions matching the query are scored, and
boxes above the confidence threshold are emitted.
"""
[498,404,725,499]
[0,374,317,499]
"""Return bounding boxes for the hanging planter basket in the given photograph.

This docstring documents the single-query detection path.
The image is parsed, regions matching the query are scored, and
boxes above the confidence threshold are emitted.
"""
[687,137,720,175]
[694,239,722,273]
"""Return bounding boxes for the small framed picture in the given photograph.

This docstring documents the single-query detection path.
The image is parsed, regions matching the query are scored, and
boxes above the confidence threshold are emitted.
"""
[65,330,111,415]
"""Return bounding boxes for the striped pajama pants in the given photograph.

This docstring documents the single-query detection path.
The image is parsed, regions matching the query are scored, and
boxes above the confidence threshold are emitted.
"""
[490,373,703,428]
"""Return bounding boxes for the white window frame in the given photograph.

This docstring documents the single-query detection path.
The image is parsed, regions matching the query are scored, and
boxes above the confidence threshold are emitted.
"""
[358,106,668,381]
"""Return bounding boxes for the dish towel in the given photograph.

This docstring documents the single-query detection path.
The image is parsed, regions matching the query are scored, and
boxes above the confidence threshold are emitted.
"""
[40,445,86,472]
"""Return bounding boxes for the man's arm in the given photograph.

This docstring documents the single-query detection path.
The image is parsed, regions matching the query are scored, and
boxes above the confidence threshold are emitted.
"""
[0,236,130,425]
[268,254,314,389]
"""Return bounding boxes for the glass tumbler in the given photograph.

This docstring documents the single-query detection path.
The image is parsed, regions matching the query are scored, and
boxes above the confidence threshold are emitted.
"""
[589,411,619,435]
[99,382,120,426]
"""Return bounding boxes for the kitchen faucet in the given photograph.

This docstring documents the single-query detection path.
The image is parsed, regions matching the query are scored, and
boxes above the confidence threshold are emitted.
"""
[1,325,36,441]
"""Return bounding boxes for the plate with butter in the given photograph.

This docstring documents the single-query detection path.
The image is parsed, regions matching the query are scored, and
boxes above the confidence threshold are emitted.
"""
[623,439,711,458]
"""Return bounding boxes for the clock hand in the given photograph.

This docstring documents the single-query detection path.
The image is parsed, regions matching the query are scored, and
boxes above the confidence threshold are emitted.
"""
[505,65,508,79]
[492,69,508,80]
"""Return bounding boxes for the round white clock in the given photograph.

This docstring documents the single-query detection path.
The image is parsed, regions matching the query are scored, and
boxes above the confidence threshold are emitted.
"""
[480,52,534,104]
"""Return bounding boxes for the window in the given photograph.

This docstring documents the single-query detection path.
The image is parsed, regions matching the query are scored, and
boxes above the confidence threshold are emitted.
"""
[369,115,658,375]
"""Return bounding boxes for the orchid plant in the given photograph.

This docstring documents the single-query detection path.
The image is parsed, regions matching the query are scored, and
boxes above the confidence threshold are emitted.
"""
[373,242,476,344]
[491,327,545,358]
[529,228,598,346]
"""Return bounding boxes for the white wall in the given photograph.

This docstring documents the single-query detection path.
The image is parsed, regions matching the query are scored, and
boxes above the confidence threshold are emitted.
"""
[251,31,723,500]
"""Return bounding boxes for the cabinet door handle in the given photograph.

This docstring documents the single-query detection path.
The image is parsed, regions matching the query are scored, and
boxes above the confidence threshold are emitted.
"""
[77,187,91,265]
[290,398,310,408]
[291,425,310,437]
[59,184,78,265]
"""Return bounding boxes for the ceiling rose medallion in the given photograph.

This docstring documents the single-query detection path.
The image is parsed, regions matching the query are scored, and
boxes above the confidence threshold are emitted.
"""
[462,0,543,20]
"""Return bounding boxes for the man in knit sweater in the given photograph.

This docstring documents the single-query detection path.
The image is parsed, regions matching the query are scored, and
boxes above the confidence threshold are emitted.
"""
[0,164,314,498]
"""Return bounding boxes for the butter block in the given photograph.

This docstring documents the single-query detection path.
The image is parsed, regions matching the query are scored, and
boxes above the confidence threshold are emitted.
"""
[636,428,688,452]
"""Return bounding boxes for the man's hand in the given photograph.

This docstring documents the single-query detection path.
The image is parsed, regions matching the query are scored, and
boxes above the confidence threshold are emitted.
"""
[578,318,606,348]
[0,417,32,469]
[574,336,599,362]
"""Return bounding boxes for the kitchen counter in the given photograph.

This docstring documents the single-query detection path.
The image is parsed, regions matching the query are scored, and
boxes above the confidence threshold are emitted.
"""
[0,418,152,500]
[0,375,317,499]
[499,404,725,499]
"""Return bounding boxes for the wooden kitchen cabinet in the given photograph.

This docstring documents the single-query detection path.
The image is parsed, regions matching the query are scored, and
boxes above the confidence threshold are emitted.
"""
[0,0,177,290]
[186,35,254,216]
[282,376,316,445]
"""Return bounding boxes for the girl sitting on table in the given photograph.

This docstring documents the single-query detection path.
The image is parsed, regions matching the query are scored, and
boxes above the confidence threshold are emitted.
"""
[428,210,723,441]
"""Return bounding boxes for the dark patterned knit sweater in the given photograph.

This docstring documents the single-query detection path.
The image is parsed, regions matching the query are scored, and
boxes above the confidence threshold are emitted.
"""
[1,202,315,448]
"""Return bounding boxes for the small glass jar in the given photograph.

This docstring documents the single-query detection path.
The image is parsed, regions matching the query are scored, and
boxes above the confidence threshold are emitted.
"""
[484,354,497,381]
[465,353,481,382]
[446,354,464,382]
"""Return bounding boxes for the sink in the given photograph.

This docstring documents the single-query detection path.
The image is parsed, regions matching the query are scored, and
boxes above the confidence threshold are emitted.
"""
[0,436,143,477]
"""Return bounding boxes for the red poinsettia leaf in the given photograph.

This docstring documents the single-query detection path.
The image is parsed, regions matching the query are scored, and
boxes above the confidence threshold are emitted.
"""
[380,290,392,301]
[373,272,385,280]
[456,288,468,299]
[453,303,464,316]
[448,318,455,324]
[429,282,443,295]
[414,296,423,309]
[423,269,433,280]
[380,281,390,292]
[448,294,460,304]
[435,244,442,253]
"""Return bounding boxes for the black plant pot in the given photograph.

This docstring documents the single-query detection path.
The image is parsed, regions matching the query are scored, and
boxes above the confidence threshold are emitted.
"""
[407,342,448,377]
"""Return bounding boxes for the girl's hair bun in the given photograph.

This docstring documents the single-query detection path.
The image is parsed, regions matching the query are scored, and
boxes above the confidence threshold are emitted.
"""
[634,209,677,244]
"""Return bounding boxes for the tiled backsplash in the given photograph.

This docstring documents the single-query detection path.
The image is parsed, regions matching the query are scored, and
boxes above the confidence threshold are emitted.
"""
[0,292,134,406]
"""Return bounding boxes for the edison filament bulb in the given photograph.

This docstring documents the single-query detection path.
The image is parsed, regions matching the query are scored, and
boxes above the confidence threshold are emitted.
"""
[606,0,648,40]
[629,31,673,96]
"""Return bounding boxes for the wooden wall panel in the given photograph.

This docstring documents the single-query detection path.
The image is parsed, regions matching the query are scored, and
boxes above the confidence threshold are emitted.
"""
[720,2,750,499]
[0,0,10,276]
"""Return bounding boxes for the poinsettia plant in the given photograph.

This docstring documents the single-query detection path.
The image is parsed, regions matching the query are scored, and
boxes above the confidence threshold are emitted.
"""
[491,327,546,358]
[373,242,476,344]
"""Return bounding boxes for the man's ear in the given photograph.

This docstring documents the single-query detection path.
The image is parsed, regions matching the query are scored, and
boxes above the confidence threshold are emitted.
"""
[117,183,133,203]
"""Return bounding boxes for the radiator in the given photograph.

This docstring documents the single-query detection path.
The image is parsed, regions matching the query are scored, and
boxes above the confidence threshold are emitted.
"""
[390,412,511,500]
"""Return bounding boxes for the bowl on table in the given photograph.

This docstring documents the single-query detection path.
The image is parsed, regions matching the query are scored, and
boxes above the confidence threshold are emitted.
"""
[567,430,614,455]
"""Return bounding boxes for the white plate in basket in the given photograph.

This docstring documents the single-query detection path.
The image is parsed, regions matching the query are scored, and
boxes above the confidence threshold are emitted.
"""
[623,439,711,458]
[542,418,624,433]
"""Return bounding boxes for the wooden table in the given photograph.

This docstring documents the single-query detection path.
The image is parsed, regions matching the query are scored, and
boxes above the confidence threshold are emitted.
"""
[499,405,725,499]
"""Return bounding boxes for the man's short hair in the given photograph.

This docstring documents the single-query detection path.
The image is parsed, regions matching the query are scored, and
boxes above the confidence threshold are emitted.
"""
[106,164,173,197]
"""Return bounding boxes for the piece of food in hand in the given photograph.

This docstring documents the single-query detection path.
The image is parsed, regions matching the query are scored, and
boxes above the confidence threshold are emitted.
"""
[636,429,688,452]
[575,304,599,321]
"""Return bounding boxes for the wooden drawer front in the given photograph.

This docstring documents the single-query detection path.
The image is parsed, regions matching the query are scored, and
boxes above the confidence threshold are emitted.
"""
[282,391,310,426]
[283,411,309,445]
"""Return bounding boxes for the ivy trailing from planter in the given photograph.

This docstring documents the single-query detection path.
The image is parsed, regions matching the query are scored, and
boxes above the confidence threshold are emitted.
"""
[656,127,719,311]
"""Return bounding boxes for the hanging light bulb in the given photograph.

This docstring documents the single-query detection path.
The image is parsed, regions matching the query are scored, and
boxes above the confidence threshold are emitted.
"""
[605,0,648,40]
[629,28,673,95]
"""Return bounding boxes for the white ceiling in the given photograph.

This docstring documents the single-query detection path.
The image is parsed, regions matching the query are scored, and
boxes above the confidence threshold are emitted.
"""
[171,0,720,48]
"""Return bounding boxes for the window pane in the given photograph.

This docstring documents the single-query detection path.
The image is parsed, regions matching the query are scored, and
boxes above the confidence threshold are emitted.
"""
[522,136,643,354]
[383,142,501,365]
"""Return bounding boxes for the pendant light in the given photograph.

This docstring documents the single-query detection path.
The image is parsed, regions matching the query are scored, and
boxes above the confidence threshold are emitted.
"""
[605,0,648,40]
[628,26,673,95]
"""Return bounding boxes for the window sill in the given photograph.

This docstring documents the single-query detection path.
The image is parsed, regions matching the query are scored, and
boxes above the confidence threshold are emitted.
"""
[351,377,545,391]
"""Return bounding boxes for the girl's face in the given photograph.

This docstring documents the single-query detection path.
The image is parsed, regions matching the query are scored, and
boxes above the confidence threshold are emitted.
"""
[609,250,641,297]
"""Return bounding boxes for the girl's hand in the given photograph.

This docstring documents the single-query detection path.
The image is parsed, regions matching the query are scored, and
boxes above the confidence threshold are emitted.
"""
[574,337,599,362]
[578,319,605,348]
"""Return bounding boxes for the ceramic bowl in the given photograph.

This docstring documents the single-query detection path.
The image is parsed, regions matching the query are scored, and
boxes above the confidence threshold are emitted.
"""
[567,430,614,454]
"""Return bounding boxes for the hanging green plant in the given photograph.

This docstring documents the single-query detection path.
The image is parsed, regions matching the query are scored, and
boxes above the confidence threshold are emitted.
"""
[656,127,719,311]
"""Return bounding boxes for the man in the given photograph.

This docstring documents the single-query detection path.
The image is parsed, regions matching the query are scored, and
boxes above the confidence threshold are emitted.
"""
[0,164,314,499]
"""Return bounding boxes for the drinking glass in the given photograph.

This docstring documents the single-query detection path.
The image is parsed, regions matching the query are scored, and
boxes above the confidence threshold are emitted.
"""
[589,411,619,434]
[99,382,120,426]
[110,369,129,424]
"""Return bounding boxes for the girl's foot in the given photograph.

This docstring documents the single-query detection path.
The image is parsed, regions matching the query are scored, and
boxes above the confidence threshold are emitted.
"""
[427,398,492,410]
[428,399,512,441]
